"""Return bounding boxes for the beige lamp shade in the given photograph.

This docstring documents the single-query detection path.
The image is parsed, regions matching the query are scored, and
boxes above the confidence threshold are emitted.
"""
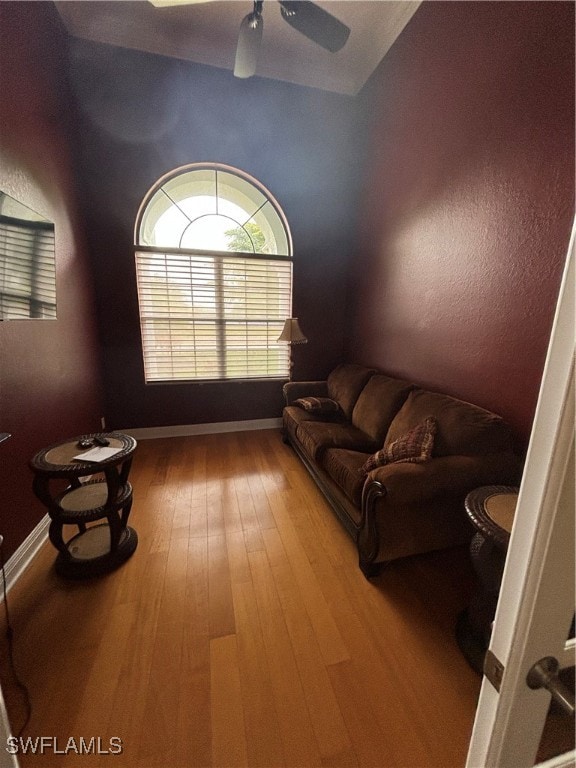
[277,318,308,344]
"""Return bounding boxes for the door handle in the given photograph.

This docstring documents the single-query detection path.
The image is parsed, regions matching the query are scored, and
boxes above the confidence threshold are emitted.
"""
[526,656,575,716]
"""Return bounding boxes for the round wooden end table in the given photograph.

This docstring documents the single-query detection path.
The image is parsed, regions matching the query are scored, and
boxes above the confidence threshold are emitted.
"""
[456,485,519,673]
[30,432,138,579]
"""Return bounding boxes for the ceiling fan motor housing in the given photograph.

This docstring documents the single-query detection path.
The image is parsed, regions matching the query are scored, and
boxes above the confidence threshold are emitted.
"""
[249,1,263,28]
[235,0,350,79]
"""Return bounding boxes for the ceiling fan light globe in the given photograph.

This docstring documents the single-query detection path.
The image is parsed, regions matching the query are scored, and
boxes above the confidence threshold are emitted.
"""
[234,12,263,78]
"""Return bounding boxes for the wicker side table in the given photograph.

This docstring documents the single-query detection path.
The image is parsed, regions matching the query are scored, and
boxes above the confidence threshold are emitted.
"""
[456,485,519,673]
[30,432,138,578]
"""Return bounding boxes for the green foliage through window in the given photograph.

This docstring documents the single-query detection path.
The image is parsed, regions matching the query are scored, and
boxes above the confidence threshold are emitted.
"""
[225,222,268,254]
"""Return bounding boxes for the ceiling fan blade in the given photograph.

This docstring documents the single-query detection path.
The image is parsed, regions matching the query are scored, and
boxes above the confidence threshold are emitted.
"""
[234,8,263,79]
[279,1,350,53]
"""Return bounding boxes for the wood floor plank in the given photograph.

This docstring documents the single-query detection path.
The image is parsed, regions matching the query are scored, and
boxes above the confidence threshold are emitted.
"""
[331,561,459,767]
[337,556,480,766]
[207,534,236,639]
[249,478,278,531]
[175,621,211,768]
[185,535,210,636]
[189,435,208,515]
[231,579,286,767]
[69,601,139,768]
[265,486,350,667]
[271,453,479,761]
[262,527,357,765]
[135,621,184,768]
[206,496,226,540]
[248,549,322,767]
[142,481,178,555]
[170,442,196,540]
[328,659,401,768]
[175,536,211,768]
[244,436,278,531]
[225,529,252,586]
[2,430,482,768]
[274,502,434,766]
[288,473,356,569]
[221,479,244,535]
[242,525,265,553]
[210,634,248,768]
[100,550,169,766]
[156,534,190,643]
[234,470,261,537]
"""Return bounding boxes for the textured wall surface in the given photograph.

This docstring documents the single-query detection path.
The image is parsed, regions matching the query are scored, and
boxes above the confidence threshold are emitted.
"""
[2,2,572,564]
[348,1,574,446]
[69,41,369,429]
[0,4,103,559]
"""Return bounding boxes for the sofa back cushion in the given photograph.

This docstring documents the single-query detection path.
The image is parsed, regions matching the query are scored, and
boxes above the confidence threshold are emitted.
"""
[327,364,375,420]
[384,389,514,457]
[351,375,414,443]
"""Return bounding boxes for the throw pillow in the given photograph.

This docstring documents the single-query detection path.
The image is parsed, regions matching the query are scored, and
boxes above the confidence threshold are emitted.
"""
[360,416,437,475]
[293,397,341,414]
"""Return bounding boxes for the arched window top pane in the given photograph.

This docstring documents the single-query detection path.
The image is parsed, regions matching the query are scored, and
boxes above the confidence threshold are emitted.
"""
[136,164,291,256]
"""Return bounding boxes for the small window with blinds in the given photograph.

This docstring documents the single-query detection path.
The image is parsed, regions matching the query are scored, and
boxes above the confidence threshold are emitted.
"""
[135,164,293,383]
[0,193,56,321]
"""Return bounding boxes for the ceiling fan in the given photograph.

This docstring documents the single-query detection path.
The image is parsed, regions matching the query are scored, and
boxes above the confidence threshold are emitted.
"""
[149,0,351,79]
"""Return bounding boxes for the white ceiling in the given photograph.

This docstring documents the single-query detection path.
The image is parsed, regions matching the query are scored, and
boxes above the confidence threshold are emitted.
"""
[55,1,421,96]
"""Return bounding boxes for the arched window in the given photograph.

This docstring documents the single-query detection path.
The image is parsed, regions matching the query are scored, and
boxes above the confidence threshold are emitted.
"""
[135,163,293,382]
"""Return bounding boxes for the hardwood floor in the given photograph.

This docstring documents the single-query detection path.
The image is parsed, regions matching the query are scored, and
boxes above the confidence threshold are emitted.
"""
[1,430,481,767]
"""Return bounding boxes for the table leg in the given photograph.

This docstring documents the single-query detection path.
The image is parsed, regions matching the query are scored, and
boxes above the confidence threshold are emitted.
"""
[48,518,69,559]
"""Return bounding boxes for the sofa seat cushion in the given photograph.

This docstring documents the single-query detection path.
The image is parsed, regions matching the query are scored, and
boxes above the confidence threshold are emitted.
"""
[385,389,513,457]
[321,448,369,517]
[327,364,376,420]
[296,420,378,463]
[351,374,414,443]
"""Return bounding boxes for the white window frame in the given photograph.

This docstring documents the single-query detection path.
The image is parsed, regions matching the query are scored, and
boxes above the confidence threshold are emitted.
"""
[134,163,293,384]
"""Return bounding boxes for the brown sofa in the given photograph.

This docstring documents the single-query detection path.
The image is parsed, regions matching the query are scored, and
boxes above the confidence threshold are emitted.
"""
[282,364,522,577]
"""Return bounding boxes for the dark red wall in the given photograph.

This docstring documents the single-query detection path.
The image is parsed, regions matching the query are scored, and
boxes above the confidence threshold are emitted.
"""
[68,40,368,430]
[348,1,574,446]
[0,3,103,559]
[0,1,572,558]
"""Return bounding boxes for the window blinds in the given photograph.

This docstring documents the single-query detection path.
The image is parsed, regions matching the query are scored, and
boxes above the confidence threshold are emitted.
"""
[135,248,292,382]
[0,215,56,319]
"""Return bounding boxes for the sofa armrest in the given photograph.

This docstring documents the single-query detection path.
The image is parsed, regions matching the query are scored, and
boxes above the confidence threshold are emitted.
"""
[366,452,522,506]
[282,380,329,405]
[355,452,522,576]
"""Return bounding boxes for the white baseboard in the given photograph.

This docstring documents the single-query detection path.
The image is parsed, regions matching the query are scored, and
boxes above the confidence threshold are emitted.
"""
[0,420,282,594]
[2,514,50,597]
[123,417,282,441]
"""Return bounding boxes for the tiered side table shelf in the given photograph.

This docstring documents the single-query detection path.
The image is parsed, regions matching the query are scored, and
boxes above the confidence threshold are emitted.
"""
[30,432,138,578]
